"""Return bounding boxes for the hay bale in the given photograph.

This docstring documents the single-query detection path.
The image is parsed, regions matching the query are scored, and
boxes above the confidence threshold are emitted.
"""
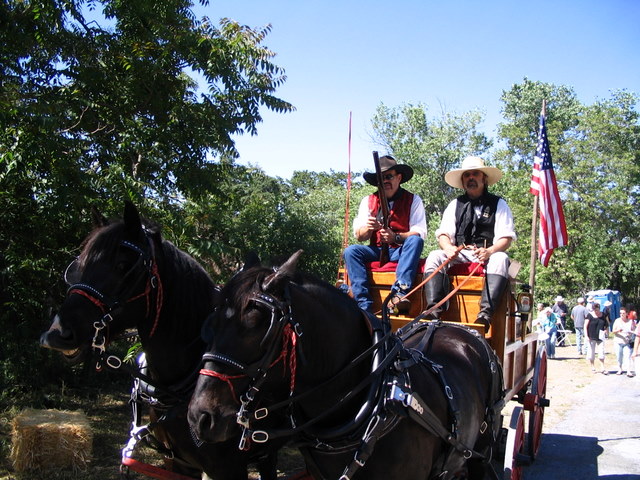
[10,408,93,473]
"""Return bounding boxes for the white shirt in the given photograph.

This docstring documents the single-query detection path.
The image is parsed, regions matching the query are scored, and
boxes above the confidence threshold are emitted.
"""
[435,196,516,244]
[353,193,427,239]
[612,318,636,345]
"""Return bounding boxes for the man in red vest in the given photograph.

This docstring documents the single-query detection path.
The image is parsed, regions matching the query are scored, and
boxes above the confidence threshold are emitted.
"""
[344,155,427,313]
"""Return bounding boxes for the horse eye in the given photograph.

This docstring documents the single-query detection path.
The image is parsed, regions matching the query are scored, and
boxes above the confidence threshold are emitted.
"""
[244,309,265,329]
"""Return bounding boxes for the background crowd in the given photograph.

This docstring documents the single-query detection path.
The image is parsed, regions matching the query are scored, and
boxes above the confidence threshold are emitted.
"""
[533,295,637,377]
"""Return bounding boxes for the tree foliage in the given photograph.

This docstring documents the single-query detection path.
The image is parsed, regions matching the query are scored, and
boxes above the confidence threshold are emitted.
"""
[496,79,640,305]
[370,102,492,219]
[0,0,293,406]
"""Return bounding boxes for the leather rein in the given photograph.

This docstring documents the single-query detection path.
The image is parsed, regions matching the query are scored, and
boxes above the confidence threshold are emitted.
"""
[196,264,495,478]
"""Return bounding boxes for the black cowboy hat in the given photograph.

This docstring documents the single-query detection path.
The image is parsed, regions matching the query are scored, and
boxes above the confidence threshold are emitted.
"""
[362,155,414,186]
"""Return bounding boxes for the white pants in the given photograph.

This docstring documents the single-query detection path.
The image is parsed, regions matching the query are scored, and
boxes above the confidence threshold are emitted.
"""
[424,249,510,276]
[586,339,605,362]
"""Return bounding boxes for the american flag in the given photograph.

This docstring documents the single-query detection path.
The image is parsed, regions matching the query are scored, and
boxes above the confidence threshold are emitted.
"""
[530,112,568,266]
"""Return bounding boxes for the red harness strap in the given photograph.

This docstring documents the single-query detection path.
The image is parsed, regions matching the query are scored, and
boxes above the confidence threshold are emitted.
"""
[68,262,164,337]
[121,456,197,480]
[69,288,107,312]
[199,323,299,403]
[198,369,246,404]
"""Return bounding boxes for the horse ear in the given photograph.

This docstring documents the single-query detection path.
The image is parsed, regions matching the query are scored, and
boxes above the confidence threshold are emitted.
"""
[123,201,144,238]
[262,250,303,293]
[242,252,261,271]
[90,205,109,228]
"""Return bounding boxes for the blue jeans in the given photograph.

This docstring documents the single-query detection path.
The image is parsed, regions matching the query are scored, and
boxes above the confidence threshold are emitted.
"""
[615,342,634,372]
[545,328,557,357]
[343,235,424,312]
[575,327,585,354]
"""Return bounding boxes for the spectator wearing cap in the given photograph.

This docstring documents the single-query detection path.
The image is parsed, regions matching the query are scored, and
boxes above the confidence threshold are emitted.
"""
[571,297,588,355]
[343,155,427,314]
[552,295,569,346]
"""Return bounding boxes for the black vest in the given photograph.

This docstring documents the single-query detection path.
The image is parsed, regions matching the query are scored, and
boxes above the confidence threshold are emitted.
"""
[454,192,501,247]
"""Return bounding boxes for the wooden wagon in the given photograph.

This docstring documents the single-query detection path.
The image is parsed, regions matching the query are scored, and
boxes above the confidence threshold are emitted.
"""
[337,259,548,480]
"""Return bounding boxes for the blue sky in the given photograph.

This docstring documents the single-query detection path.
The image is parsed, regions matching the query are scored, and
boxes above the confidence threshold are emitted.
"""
[196,0,640,178]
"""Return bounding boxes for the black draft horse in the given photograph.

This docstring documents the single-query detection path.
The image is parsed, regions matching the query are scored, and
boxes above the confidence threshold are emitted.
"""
[188,250,505,480]
[40,202,278,480]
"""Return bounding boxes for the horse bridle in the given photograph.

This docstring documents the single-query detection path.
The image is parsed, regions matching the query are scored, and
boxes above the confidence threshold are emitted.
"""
[198,285,302,450]
[197,283,395,452]
[65,234,163,370]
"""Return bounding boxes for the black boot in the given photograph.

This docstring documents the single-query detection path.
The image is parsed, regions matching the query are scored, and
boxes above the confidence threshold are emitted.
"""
[477,274,508,329]
[423,271,450,319]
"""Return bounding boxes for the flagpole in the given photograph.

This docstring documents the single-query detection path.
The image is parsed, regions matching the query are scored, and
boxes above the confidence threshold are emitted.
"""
[529,193,539,291]
[528,99,546,292]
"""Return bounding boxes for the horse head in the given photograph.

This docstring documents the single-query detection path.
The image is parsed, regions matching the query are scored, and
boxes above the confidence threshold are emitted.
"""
[40,201,167,366]
[188,250,305,443]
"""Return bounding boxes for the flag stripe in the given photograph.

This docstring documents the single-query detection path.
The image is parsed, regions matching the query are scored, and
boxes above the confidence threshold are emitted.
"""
[531,113,568,266]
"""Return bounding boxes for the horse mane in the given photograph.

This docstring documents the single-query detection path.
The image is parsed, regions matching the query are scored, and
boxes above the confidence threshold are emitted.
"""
[223,262,357,318]
[158,238,218,331]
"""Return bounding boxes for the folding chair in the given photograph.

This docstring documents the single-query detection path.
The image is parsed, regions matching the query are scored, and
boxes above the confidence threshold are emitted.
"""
[556,326,574,347]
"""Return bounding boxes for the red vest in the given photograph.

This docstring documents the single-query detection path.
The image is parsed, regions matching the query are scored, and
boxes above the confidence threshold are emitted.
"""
[367,190,414,247]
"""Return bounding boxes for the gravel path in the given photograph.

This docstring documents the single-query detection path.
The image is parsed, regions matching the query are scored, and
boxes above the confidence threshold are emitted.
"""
[522,342,640,479]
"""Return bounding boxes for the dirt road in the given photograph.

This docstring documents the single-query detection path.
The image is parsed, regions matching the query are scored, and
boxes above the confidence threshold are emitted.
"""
[522,342,640,479]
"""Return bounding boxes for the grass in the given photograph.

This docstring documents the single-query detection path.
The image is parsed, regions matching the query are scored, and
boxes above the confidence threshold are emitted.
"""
[0,380,305,480]
[1,388,135,480]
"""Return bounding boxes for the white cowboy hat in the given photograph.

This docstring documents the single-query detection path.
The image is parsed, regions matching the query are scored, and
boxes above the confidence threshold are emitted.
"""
[444,156,503,190]
[555,296,564,302]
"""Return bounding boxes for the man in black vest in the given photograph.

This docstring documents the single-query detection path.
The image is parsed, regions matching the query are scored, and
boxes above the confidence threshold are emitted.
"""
[423,156,516,329]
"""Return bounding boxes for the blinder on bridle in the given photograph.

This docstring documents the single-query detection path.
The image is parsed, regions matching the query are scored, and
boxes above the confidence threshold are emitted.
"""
[200,287,299,376]
[65,235,161,368]
[199,285,302,450]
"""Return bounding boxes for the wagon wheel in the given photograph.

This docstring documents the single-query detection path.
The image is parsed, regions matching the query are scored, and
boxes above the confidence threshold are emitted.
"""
[524,345,549,460]
[503,406,527,480]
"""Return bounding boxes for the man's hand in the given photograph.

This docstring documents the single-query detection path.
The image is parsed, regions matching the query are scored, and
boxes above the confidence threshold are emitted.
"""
[365,215,382,232]
[443,244,460,259]
[472,246,493,263]
[356,215,382,241]
[378,226,394,244]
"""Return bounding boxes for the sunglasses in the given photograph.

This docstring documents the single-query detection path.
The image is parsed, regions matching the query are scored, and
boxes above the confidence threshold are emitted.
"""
[382,173,396,181]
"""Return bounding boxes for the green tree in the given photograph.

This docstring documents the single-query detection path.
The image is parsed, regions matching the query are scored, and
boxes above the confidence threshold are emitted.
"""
[496,79,640,305]
[0,0,293,406]
[370,102,492,221]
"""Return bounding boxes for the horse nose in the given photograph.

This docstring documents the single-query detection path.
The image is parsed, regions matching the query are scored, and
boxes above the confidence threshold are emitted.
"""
[40,314,73,348]
[192,410,215,441]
